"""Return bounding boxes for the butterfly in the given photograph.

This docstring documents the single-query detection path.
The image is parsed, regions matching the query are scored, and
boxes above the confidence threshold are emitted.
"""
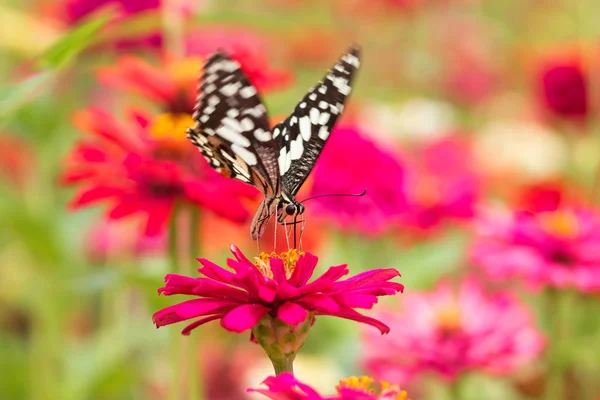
[187,45,361,240]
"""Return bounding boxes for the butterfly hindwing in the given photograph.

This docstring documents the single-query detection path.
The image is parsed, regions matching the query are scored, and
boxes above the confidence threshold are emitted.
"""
[187,53,279,194]
[273,46,361,195]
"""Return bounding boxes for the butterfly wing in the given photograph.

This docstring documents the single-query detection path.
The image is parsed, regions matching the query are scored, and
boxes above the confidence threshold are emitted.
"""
[187,52,280,195]
[273,45,361,196]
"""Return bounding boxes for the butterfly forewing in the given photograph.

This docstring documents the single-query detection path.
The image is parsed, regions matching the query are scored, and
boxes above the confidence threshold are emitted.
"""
[187,53,279,195]
[273,46,361,195]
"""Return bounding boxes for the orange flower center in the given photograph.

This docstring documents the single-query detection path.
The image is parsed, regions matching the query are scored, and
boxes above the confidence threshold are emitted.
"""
[539,210,579,239]
[149,113,194,141]
[166,57,204,87]
[254,249,304,279]
[414,177,441,207]
[435,303,462,334]
[337,376,409,400]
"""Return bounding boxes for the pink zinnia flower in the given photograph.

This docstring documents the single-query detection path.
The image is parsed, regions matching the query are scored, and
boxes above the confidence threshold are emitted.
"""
[152,245,403,335]
[471,206,600,292]
[62,107,256,236]
[250,373,409,400]
[401,137,480,232]
[309,125,407,235]
[362,279,544,384]
[537,53,588,122]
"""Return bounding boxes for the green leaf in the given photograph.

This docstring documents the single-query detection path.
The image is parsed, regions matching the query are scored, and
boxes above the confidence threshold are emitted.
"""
[38,13,112,70]
[0,71,54,124]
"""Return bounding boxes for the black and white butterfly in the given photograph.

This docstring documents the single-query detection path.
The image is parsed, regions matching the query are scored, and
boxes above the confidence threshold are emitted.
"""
[187,45,361,239]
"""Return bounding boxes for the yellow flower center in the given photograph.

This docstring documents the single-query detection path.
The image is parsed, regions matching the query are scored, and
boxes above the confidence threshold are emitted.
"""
[166,57,204,87]
[539,210,579,239]
[254,249,304,279]
[149,113,194,141]
[435,303,462,334]
[337,376,409,400]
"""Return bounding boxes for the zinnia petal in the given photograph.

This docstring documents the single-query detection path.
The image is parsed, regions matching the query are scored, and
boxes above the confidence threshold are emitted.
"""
[221,304,270,333]
[277,302,309,326]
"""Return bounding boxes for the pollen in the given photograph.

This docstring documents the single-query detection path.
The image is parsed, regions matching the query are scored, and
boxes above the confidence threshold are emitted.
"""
[254,249,305,279]
[149,113,195,141]
[337,376,410,400]
[539,210,579,239]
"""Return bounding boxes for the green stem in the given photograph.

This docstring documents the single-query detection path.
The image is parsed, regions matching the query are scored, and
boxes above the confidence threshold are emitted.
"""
[169,211,182,400]
[188,207,202,400]
[447,376,463,400]
[271,356,295,376]
[544,289,573,400]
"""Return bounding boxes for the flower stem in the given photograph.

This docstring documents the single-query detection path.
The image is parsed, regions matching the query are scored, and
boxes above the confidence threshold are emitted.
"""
[544,289,573,400]
[168,210,182,400]
[187,207,202,400]
[271,356,295,376]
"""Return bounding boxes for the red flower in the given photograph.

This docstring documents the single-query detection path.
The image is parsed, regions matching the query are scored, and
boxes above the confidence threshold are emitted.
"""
[152,245,403,335]
[62,107,257,236]
[537,53,588,121]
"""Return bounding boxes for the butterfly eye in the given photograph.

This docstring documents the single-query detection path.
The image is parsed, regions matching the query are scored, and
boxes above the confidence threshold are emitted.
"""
[285,204,296,215]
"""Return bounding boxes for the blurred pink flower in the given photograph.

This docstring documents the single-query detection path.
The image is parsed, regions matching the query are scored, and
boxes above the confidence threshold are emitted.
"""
[362,279,544,384]
[537,53,588,122]
[308,125,407,235]
[86,220,166,262]
[471,206,600,293]
[249,373,409,400]
[184,28,293,92]
[401,138,480,232]
[152,246,403,335]
[62,107,256,236]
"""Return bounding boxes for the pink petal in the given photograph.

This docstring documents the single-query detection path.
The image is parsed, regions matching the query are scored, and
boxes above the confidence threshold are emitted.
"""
[197,258,235,284]
[144,200,174,236]
[181,314,223,335]
[323,305,391,334]
[69,186,122,208]
[289,252,319,286]
[221,304,269,333]
[277,302,309,326]
[153,298,238,327]
[296,294,339,313]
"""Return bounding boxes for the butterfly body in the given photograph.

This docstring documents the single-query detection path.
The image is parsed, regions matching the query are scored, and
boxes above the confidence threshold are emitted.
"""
[187,46,361,239]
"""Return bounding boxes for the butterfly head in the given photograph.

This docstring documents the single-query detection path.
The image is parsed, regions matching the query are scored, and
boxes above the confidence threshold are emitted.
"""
[277,199,305,222]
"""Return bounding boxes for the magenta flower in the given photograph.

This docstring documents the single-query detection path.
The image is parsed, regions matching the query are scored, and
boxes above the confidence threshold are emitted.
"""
[537,53,588,122]
[249,373,409,400]
[309,125,407,235]
[362,279,544,384]
[401,137,480,232]
[153,246,403,335]
[471,206,600,293]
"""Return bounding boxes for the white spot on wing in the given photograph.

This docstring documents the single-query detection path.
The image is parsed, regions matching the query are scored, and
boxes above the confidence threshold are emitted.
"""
[333,77,351,95]
[216,125,250,147]
[240,86,257,98]
[318,101,328,109]
[290,135,304,160]
[299,116,311,141]
[241,118,254,131]
[231,144,257,165]
[318,126,330,140]
[254,128,271,142]
[309,108,320,124]
[319,112,330,125]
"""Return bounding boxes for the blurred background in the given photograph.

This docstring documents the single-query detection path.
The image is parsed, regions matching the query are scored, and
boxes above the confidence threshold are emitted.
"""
[1,0,599,399]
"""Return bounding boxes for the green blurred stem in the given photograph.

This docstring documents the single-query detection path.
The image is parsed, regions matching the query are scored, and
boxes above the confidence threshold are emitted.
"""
[447,376,463,400]
[188,207,202,400]
[544,289,574,400]
[271,356,295,376]
[30,281,61,400]
[168,211,182,400]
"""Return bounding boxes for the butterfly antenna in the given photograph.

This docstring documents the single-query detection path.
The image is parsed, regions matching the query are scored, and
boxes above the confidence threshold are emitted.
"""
[300,189,367,203]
